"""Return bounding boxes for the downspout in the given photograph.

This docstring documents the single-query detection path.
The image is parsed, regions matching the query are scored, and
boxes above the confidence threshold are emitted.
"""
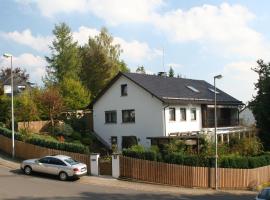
[163,104,169,136]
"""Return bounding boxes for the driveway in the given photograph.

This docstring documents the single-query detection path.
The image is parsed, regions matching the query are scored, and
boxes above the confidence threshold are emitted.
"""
[0,153,257,200]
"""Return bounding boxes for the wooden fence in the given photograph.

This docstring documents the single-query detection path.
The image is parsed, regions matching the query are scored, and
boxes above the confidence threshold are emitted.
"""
[0,135,91,174]
[120,156,270,189]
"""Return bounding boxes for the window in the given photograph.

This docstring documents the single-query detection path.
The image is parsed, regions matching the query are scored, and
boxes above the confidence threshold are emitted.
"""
[39,157,50,164]
[121,84,127,96]
[49,158,66,166]
[64,158,79,166]
[208,88,220,94]
[180,108,186,121]
[111,136,118,145]
[186,85,199,93]
[105,111,117,123]
[169,108,175,121]
[191,108,197,120]
[122,109,135,123]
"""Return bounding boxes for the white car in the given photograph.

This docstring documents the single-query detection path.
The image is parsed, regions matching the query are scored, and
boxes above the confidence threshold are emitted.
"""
[21,155,87,181]
[256,187,270,200]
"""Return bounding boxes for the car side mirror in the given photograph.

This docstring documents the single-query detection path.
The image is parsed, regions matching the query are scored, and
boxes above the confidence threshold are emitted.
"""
[35,160,41,164]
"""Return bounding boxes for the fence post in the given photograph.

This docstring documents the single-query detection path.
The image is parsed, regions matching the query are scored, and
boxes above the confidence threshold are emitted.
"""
[90,153,100,176]
[112,153,120,178]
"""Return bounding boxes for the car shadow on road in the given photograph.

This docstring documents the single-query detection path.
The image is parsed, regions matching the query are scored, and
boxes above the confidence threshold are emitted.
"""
[3,191,256,200]
[9,169,79,182]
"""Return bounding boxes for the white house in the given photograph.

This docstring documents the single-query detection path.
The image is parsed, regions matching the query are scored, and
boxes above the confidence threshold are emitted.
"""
[90,72,243,149]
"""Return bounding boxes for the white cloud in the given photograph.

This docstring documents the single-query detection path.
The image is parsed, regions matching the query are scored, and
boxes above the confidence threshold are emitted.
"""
[0,29,52,52]
[2,26,160,62]
[17,0,163,25]
[73,26,99,46]
[114,37,161,61]
[219,61,258,103]
[0,53,47,85]
[151,3,270,59]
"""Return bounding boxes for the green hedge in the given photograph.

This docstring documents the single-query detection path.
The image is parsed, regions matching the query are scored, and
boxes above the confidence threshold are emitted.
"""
[122,148,270,169]
[0,127,24,141]
[122,149,162,161]
[0,127,89,154]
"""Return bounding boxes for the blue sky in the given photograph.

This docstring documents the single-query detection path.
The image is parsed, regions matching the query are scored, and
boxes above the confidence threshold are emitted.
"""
[1,0,270,103]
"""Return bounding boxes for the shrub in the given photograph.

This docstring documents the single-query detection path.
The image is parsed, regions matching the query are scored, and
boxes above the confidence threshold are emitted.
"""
[122,136,138,149]
[71,131,82,140]
[26,135,89,154]
[0,127,89,154]
[0,127,23,141]
[122,148,159,161]
[54,123,73,137]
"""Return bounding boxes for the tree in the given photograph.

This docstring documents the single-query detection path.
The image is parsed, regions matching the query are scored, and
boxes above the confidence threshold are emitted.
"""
[45,23,81,84]
[0,95,11,126]
[136,66,146,74]
[249,59,270,149]
[15,89,39,125]
[0,67,30,83]
[60,77,90,110]
[168,67,175,77]
[38,86,64,129]
[80,27,129,98]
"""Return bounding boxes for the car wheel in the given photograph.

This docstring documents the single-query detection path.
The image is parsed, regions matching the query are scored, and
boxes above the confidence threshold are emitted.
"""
[59,172,68,181]
[24,166,32,175]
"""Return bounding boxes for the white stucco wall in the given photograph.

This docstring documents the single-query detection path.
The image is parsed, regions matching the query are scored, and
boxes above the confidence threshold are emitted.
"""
[93,76,164,149]
[165,104,202,135]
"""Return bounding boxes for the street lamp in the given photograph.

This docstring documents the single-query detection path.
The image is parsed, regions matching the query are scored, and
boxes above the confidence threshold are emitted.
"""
[3,53,15,158]
[214,74,222,190]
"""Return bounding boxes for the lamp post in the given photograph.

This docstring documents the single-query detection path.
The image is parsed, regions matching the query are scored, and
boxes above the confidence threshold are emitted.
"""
[214,74,222,190]
[3,53,15,158]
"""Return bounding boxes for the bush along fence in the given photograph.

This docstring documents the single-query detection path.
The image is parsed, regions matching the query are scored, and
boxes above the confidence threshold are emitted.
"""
[0,128,91,174]
[121,149,270,189]
[119,155,270,190]
[122,149,270,169]
[0,127,89,154]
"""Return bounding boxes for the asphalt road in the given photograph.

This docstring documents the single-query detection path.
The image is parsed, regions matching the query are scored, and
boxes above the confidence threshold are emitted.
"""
[0,165,257,200]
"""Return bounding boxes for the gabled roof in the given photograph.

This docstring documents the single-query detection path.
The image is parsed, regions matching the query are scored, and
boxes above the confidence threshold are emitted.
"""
[89,72,243,108]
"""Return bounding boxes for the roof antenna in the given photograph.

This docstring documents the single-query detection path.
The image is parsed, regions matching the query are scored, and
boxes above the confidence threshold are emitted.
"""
[162,47,165,73]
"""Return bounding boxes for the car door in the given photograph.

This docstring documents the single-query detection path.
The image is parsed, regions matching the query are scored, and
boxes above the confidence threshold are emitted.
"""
[34,157,50,173]
[47,158,67,175]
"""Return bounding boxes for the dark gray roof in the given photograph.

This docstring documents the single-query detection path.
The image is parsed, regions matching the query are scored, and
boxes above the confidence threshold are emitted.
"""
[90,72,242,107]
[123,73,242,105]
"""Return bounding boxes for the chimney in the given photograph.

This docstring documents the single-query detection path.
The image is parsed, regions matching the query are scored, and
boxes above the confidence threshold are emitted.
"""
[158,72,167,77]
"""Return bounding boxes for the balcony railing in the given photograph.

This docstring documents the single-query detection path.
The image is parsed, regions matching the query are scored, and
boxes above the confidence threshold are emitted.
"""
[203,118,239,128]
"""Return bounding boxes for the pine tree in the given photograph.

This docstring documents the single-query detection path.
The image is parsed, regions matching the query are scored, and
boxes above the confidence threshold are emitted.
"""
[168,66,175,77]
[45,23,81,84]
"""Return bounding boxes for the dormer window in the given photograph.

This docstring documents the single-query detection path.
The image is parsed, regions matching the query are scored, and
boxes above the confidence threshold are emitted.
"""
[121,84,127,96]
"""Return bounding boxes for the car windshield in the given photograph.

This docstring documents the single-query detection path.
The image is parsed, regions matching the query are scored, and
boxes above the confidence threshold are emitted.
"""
[258,189,270,199]
[64,158,79,165]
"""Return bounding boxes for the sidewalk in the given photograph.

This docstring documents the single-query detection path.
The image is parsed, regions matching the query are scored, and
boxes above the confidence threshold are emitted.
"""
[0,151,21,169]
[0,151,257,196]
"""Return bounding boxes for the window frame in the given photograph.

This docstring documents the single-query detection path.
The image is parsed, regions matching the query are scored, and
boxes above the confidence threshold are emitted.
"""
[169,107,176,121]
[190,108,197,121]
[180,108,187,121]
[122,109,135,123]
[105,110,117,124]
[121,84,128,96]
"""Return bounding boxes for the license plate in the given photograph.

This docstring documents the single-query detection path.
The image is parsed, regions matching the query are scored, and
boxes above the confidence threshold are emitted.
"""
[81,167,86,172]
